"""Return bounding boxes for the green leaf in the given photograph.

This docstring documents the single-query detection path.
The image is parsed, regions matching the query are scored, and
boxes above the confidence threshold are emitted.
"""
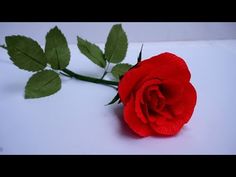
[0,44,7,50]
[105,24,128,63]
[5,35,46,72]
[45,26,70,70]
[111,63,132,80]
[25,70,61,99]
[106,93,120,106]
[77,36,106,68]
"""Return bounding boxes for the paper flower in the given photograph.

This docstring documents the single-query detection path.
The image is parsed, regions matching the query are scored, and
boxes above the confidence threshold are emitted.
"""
[118,53,197,136]
[0,24,197,137]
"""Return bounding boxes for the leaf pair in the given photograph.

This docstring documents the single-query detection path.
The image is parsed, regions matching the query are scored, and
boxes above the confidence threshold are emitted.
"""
[2,24,133,100]
[110,44,143,80]
[106,44,143,105]
[5,26,70,99]
[77,24,128,69]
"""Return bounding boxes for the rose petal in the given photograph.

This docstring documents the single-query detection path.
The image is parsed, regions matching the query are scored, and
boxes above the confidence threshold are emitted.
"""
[134,79,161,123]
[175,83,197,123]
[149,115,167,125]
[160,79,184,105]
[136,79,160,104]
[149,108,173,126]
[142,53,191,83]
[150,117,185,136]
[167,103,184,116]
[149,83,196,135]
[124,95,153,137]
[135,95,148,124]
[147,107,185,136]
[145,85,165,112]
[118,52,191,104]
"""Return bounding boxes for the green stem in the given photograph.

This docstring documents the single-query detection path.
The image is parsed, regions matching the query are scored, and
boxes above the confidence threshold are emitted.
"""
[62,68,119,86]
[101,71,108,80]
[101,62,110,79]
[0,45,118,86]
[60,71,72,78]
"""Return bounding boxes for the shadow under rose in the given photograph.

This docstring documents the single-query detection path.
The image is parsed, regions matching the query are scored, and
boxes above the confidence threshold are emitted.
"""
[113,105,141,139]
[113,104,188,139]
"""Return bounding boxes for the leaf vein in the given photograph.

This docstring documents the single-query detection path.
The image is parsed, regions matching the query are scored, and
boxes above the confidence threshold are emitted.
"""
[14,46,44,67]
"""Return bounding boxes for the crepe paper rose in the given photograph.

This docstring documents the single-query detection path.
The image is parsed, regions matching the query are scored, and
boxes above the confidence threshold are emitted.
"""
[118,52,197,137]
[1,25,197,138]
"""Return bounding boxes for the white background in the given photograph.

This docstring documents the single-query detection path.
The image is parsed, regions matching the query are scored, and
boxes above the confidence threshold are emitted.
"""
[0,23,236,154]
[1,22,236,44]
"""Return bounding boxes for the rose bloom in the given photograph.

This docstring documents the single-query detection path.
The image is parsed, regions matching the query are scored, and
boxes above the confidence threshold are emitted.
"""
[118,52,197,137]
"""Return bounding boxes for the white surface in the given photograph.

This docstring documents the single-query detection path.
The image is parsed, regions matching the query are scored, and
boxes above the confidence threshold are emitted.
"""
[1,22,236,45]
[0,40,236,154]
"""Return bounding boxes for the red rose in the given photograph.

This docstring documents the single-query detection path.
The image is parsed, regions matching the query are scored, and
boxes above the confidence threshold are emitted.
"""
[118,52,197,137]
